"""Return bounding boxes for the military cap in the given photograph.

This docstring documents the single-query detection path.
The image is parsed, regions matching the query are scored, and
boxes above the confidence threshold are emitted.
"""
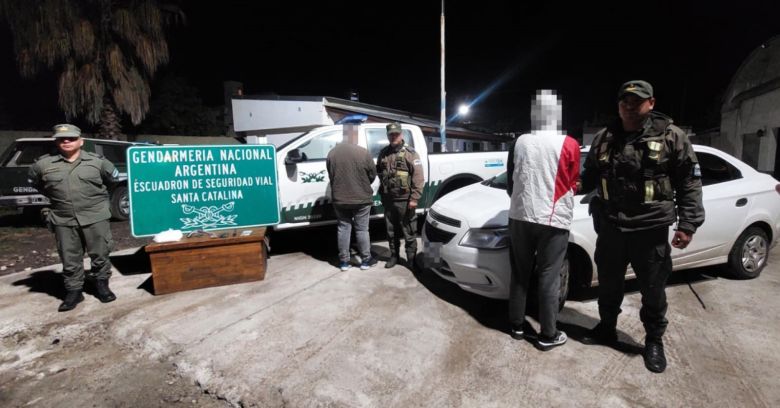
[386,122,403,135]
[52,123,82,138]
[618,80,654,99]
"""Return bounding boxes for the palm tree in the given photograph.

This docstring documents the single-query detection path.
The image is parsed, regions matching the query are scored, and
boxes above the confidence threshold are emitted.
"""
[0,0,183,139]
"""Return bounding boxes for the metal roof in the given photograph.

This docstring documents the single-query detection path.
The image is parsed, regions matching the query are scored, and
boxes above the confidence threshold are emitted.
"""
[238,94,509,142]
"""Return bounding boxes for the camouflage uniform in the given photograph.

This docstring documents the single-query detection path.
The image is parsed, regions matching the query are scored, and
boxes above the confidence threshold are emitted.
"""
[377,134,425,263]
[582,111,705,341]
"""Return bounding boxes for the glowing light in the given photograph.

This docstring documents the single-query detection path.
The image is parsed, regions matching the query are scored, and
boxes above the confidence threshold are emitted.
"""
[458,104,470,116]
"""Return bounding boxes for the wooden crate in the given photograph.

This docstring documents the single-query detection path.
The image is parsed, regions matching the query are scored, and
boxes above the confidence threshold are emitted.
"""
[144,228,267,295]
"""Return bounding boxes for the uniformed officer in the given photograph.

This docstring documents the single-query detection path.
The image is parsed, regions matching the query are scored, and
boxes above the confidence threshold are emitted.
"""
[28,124,121,312]
[377,122,425,269]
[580,80,705,373]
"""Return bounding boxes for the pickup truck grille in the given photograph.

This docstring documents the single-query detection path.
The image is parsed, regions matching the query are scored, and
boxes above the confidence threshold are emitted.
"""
[424,221,456,244]
[428,208,461,228]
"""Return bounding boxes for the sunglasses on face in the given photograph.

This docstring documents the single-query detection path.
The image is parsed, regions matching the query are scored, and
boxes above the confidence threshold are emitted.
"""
[56,137,79,143]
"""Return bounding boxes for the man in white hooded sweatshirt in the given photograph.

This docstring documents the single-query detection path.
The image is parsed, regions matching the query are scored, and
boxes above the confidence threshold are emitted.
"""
[506,90,580,350]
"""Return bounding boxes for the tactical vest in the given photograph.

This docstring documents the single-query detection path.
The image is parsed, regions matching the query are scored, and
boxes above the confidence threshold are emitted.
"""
[381,146,412,197]
[595,130,674,205]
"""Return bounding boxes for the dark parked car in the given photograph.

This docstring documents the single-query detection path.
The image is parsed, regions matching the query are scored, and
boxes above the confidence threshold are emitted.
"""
[0,137,150,221]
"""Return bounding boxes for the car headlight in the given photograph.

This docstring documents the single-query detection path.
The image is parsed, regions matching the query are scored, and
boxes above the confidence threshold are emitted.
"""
[460,227,510,249]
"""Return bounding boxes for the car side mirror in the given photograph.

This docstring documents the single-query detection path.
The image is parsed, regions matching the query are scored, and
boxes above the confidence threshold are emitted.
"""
[285,148,304,165]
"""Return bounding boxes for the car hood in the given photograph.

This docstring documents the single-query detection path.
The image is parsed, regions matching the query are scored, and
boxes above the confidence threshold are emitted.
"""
[431,182,510,229]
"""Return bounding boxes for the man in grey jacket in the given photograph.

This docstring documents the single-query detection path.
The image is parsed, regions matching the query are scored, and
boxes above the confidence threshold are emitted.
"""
[326,122,378,271]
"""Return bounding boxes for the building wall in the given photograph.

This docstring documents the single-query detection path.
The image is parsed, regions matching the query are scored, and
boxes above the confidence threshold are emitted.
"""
[718,89,780,172]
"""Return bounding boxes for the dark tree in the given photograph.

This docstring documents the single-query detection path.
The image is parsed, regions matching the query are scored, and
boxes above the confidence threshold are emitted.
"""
[0,0,183,139]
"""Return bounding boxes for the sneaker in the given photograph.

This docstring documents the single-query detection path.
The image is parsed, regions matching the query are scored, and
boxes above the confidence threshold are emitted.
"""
[360,256,378,270]
[537,331,567,351]
[339,261,351,271]
[510,328,524,341]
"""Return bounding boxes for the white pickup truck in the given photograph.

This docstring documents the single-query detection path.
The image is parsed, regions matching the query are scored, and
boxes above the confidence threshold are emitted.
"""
[272,122,507,230]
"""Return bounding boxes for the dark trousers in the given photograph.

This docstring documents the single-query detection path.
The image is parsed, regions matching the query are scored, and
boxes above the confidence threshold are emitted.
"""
[594,221,671,341]
[508,219,569,338]
[54,220,114,291]
[382,199,417,257]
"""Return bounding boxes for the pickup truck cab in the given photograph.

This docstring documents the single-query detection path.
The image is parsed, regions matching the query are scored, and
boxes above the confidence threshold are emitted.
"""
[273,123,507,229]
[0,137,149,220]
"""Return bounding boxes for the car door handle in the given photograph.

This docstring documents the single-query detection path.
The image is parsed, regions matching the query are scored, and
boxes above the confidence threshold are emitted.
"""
[736,198,748,207]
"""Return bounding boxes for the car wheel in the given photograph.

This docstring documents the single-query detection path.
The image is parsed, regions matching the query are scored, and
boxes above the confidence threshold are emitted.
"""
[727,226,768,279]
[110,185,129,221]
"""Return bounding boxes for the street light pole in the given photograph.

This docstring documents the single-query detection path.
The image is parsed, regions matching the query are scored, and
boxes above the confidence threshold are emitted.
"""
[440,0,447,152]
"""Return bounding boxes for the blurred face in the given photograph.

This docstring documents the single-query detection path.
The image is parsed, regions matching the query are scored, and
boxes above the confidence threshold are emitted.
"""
[343,125,358,144]
[619,94,655,129]
[55,137,83,155]
[387,131,403,146]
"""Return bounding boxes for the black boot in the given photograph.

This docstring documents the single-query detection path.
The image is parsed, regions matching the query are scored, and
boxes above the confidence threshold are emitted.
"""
[581,322,618,346]
[58,290,84,312]
[385,255,399,269]
[644,339,667,373]
[95,279,117,303]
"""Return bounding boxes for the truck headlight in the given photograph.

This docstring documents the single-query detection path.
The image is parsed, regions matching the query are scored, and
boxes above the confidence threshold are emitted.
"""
[460,228,510,249]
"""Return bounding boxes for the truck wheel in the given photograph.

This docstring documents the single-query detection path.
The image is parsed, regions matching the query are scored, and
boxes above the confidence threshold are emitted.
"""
[727,226,768,279]
[110,185,129,221]
[558,255,570,311]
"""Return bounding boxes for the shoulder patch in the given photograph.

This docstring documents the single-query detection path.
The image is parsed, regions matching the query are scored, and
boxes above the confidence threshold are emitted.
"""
[692,163,701,178]
[413,159,422,166]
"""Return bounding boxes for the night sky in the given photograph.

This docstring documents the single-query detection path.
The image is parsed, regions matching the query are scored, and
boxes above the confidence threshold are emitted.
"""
[1,0,778,135]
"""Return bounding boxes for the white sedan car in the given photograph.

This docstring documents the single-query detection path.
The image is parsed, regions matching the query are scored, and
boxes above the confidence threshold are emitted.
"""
[422,145,780,302]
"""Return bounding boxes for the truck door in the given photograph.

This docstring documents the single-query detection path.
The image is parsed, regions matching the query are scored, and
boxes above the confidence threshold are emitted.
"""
[278,128,342,224]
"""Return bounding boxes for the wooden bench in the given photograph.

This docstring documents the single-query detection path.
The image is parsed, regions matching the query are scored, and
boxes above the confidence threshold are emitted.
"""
[144,228,267,295]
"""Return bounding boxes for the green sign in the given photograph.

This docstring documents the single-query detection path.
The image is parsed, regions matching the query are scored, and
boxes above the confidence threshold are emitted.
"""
[126,145,280,237]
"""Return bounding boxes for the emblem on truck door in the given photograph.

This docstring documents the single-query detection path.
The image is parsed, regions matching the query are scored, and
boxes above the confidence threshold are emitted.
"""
[299,170,326,183]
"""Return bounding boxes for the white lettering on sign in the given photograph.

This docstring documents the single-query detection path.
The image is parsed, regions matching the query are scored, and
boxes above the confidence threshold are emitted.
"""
[219,148,272,161]
[131,149,214,164]
[201,189,244,201]
[204,176,254,188]
[174,163,237,177]
[171,192,200,203]
[133,179,190,192]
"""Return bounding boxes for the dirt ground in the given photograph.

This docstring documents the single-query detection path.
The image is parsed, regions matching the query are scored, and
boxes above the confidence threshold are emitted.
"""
[2,210,780,407]
[0,209,150,276]
[0,210,229,407]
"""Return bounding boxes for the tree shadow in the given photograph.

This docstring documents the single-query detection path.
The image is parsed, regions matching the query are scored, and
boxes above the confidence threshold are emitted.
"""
[271,220,391,269]
[11,269,66,300]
